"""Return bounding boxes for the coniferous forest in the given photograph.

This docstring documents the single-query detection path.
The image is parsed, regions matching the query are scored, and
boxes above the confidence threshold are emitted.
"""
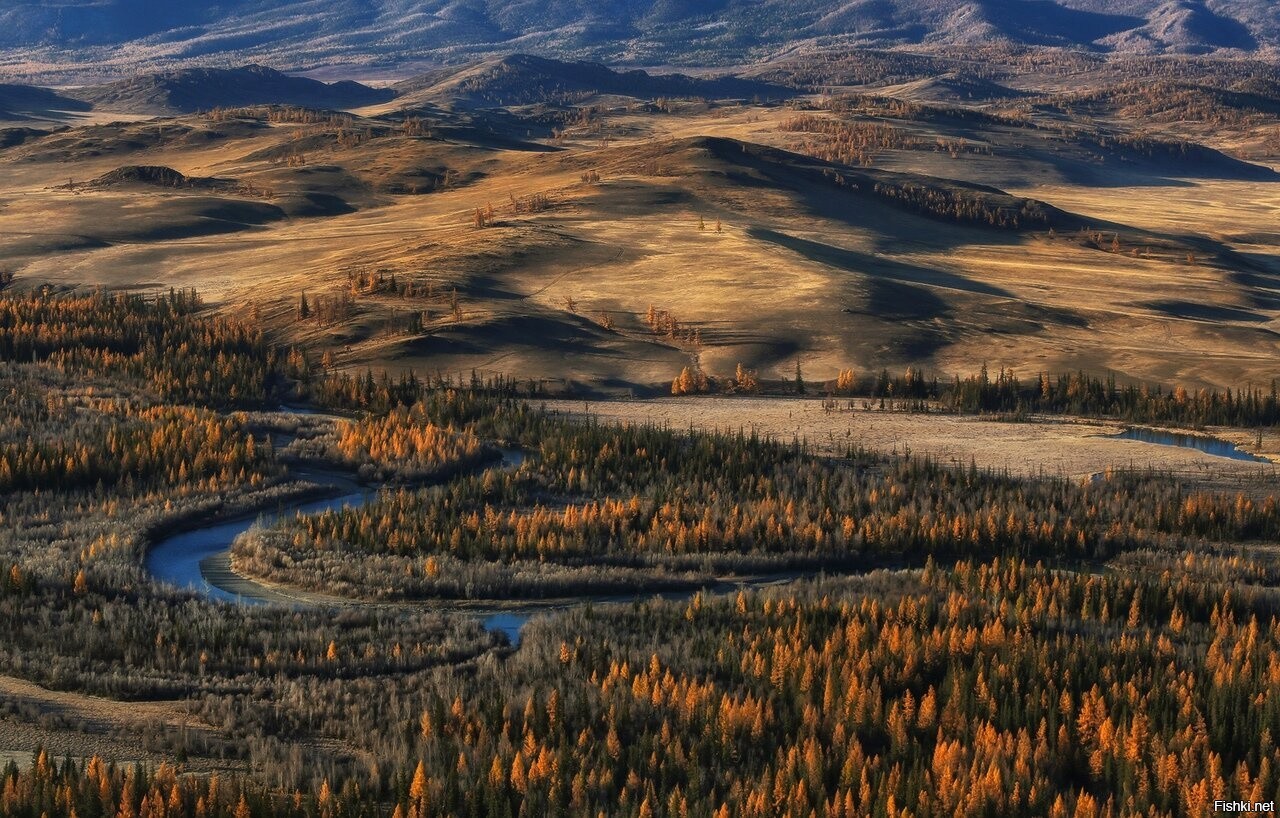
[2,288,1279,818]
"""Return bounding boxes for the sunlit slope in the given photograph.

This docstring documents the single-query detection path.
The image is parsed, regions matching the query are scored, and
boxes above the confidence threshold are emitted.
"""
[0,95,1276,392]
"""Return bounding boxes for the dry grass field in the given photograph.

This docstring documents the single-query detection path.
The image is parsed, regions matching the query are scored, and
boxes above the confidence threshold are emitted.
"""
[545,396,1280,486]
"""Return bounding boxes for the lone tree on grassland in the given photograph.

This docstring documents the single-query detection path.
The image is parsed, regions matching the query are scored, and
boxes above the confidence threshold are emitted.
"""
[836,368,856,394]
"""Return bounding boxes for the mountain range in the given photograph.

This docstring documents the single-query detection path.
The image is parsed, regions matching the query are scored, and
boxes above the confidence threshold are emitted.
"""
[0,58,790,118]
[0,0,1275,82]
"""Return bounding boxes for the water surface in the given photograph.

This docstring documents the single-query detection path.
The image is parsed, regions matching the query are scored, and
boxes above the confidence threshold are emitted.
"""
[1111,428,1270,463]
[145,491,372,604]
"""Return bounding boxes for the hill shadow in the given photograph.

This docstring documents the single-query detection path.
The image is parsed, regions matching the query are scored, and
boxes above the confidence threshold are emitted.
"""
[1139,299,1269,323]
[747,227,1014,299]
[685,137,1076,249]
[1024,141,1280,187]
[980,0,1144,44]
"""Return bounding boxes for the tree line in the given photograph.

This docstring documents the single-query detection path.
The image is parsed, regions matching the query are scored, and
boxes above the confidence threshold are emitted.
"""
[843,366,1280,428]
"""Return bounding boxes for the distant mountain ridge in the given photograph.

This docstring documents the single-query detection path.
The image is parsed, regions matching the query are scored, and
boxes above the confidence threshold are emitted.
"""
[0,84,90,117]
[392,54,789,108]
[69,65,395,114]
[0,0,1274,80]
[0,57,788,119]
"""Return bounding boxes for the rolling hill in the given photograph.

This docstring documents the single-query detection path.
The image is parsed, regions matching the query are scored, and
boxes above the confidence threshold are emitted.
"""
[2,82,1276,393]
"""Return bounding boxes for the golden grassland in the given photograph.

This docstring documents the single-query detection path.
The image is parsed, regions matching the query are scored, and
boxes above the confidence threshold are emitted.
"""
[0,86,1277,396]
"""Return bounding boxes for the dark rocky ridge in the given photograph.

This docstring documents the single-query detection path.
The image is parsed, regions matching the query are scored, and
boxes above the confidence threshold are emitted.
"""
[68,65,395,114]
[391,54,791,108]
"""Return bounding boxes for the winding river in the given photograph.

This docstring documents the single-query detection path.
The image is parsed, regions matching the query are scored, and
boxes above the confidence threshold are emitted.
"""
[145,455,834,647]
[145,451,552,642]
[145,482,816,646]
[145,447,816,646]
